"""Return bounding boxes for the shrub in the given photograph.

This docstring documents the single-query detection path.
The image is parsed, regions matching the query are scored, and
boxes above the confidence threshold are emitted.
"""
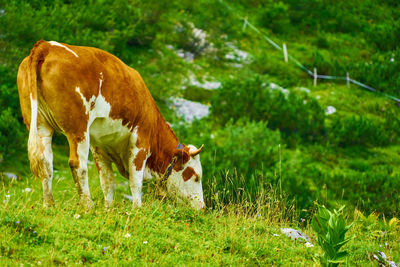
[329,115,390,147]
[347,49,400,98]
[211,74,325,146]
[0,66,26,159]
[259,1,291,35]
[0,108,25,159]
[174,118,282,206]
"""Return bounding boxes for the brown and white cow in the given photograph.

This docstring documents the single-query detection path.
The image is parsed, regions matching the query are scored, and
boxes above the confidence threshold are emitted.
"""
[17,40,205,210]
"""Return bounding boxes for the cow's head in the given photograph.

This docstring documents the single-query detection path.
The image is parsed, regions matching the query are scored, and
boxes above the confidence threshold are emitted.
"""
[165,144,205,210]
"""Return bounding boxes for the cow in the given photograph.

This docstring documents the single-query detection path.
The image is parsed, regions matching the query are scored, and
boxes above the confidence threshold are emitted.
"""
[17,40,205,210]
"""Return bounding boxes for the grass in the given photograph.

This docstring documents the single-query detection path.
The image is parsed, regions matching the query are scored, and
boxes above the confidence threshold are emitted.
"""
[1,147,399,265]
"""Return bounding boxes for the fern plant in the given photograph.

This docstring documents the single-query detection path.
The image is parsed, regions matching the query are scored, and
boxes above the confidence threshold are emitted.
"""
[312,205,353,266]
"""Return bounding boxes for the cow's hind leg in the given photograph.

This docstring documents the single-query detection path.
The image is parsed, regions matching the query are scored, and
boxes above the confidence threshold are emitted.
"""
[67,135,93,209]
[90,146,115,208]
[29,123,54,207]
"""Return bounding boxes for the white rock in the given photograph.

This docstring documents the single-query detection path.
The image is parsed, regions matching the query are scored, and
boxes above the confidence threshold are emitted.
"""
[280,228,311,243]
[325,106,336,115]
[373,251,398,267]
[226,43,249,62]
[2,173,17,180]
[170,98,209,122]
[189,75,221,90]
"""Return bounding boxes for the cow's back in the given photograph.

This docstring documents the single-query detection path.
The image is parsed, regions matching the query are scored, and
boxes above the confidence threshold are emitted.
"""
[20,41,159,141]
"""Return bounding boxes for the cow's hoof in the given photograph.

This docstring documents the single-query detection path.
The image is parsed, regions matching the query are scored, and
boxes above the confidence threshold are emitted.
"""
[132,199,142,209]
[43,200,55,208]
[104,201,113,209]
[81,198,94,210]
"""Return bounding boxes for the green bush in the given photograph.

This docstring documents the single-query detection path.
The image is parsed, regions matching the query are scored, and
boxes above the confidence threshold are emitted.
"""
[259,1,291,35]
[329,115,390,147]
[279,146,400,217]
[0,66,26,159]
[0,108,25,158]
[211,74,325,146]
[347,49,400,98]
[174,118,281,206]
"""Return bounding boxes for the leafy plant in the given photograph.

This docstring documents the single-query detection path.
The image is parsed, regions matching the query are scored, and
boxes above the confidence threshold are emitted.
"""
[312,205,353,266]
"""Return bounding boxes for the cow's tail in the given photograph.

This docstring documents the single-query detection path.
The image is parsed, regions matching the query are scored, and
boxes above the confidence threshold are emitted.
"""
[27,40,47,179]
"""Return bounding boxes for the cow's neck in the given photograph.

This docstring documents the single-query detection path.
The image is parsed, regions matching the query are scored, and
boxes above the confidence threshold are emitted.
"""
[147,114,179,175]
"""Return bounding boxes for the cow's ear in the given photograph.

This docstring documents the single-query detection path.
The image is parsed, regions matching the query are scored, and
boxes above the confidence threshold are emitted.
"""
[173,147,190,171]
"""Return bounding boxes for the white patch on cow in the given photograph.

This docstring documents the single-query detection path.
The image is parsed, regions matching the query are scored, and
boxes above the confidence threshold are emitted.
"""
[29,94,38,133]
[99,72,103,90]
[48,41,79,57]
[167,145,205,210]
[75,87,96,115]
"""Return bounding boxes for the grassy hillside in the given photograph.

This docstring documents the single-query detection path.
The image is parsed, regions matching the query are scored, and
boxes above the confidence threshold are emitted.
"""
[1,0,400,264]
[1,147,399,265]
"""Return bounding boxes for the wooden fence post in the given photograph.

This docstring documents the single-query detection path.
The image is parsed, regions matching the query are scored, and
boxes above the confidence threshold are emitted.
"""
[313,68,317,87]
[283,43,288,63]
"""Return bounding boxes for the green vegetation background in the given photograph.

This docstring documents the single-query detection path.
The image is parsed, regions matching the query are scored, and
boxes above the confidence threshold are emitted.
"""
[1,0,400,265]
[1,0,400,219]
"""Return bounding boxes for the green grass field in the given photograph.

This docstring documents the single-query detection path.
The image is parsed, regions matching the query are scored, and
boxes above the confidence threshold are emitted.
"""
[1,0,400,265]
[1,147,399,265]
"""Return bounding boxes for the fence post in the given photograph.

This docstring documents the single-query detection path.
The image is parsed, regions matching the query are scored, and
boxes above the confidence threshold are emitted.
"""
[313,68,317,87]
[242,18,247,32]
[283,43,288,63]
[346,72,350,88]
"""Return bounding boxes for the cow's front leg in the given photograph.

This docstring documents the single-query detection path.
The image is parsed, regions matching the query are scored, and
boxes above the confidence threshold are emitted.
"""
[129,146,149,208]
[67,135,93,209]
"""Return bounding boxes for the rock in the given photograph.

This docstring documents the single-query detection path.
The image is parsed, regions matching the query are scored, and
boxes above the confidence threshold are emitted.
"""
[170,98,209,122]
[189,75,221,90]
[225,43,249,63]
[280,228,311,243]
[373,251,398,267]
[1,172,18,180]
[325,106,336,115]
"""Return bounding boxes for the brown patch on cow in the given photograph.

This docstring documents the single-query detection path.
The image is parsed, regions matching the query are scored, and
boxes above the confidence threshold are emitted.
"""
[182,167,195,182]
[173,146,191,172]
[134,149,147,171]
[92,153,101,172]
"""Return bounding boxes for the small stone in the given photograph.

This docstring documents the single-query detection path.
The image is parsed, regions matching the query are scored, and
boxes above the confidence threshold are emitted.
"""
[325,106,336,115]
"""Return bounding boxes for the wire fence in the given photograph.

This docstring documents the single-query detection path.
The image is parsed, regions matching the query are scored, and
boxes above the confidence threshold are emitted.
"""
[221,0,400,103]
